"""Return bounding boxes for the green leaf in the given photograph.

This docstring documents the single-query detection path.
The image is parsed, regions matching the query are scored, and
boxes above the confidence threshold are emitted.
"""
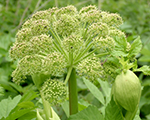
[51,107,61,120]
[20,89,38,102]
[78,103,87,112]
[42,99,52,119]
[0,80,18,93]
[133,114,141,120]
[18,111,36,120]
[0,95,22,119]
[37,109,44,120]
[32,74,50,89]
[111,50,128,57]
[138,56,150,62]
[134,65,150,75]
[105,97,124,120]
[68,105,104,120]
[97,79,111,104]
[8,82,23,92]
[5,107,35,120]
[146,114,150,119]
[129,36,142,57]
[83,78,105,105]
[18,101,35,108]
[61,101,69,117]
[111,36,128,57]
[140,45,150,56]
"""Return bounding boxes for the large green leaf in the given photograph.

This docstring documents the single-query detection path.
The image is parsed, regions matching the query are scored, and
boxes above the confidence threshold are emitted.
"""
[83,78,105,105]
[105,97,124,120]
[0,95,21,119]
[68,105,104,120]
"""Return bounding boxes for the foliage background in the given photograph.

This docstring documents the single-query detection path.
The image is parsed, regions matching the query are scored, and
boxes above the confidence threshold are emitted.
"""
[0,0,150,120]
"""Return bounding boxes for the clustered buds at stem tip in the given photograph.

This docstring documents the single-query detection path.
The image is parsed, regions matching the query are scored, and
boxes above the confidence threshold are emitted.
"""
[41,79,67,105]
[10,5,127,105]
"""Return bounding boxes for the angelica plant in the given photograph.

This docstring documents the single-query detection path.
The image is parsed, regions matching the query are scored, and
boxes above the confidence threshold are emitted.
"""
[10,5,149,120]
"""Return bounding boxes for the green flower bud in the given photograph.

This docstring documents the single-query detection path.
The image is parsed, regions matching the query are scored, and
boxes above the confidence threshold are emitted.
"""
[113,70,141,112]
[41,79,67,105]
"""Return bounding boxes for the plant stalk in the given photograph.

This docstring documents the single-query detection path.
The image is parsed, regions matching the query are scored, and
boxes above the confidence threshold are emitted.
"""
[68,68,78,115]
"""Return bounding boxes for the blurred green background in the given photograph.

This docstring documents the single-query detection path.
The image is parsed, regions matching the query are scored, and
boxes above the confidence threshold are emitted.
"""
[0,0,150,119]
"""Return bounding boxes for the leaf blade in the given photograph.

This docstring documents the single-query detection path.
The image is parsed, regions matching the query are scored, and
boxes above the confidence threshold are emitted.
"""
[83,78,105,105]
[68,105,104,120]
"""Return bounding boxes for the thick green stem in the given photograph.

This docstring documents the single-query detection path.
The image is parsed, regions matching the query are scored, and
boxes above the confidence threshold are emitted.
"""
[68,68,78,115]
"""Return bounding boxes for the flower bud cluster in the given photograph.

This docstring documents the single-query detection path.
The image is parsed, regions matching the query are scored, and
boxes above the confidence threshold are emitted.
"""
[102,13,123,27]
[12,52,66,83]
[31,10,51,20]
[10,34,54,60]
[10,5,126,95]
[24,19,50,35]
[16,28,32,43]
[41,79,67,105]
[109,27,126,38]
[88,22,109,38]
[80,9,103,24]
[62,34,83,53]
[53,14,79,36]
[55,5,77,18]
[77,55,104,82]
[43,52,66,76]
[12,55,43,83]
[93,36,115,52]
[79,5,97,14]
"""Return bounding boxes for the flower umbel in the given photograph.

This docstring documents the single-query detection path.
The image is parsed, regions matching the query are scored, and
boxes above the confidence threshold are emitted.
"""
[10,5,127,105]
